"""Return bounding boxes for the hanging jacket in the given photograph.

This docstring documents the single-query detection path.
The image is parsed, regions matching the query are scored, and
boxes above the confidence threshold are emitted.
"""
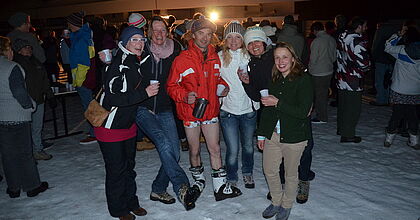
[167,39,228,122]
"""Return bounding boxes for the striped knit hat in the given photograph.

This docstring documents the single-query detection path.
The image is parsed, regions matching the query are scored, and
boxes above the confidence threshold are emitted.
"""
[67,11,84,28]
[223,20,245,39]
[128,13,146,29]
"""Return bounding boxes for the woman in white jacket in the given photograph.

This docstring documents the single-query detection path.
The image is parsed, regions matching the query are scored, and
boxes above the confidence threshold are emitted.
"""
[218,21,259,189]
[383,26,420,149]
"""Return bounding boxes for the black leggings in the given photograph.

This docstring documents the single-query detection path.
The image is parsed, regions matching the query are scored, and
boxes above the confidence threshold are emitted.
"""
[387,104,419,134]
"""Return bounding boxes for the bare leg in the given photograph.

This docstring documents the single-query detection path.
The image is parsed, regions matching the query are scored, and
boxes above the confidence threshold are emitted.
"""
[185,126,201,167]
[201,122,222,170]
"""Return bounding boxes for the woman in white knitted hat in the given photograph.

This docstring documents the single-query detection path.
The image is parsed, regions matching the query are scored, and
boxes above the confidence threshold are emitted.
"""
[218,21,258,190]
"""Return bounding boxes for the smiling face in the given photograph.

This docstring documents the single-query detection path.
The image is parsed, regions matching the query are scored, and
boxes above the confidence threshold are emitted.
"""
[225,33,243,51]
[274,47,295,76]
[126,34,145,56]
[151,20,168,46]
[247,40,264,56]
[192,28,213,51]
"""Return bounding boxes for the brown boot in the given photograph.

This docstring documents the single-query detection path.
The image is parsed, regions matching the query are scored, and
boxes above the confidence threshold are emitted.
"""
[119,213,135,220]
[136,141,155,151]
[181,139,189,151]
[131,207,147,216]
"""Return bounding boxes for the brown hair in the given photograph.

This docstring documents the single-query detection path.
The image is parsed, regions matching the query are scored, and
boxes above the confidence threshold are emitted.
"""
[147,16,169,39]
[220,36,247,67]
[0,36,11,57]
[272,42,304,82]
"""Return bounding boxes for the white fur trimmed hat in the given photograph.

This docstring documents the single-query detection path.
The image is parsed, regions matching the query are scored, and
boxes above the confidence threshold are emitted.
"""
[244,26,268,46]
[223,20,245,39]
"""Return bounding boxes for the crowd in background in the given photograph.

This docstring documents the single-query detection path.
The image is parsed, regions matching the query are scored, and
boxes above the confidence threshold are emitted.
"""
[0,9,419,220]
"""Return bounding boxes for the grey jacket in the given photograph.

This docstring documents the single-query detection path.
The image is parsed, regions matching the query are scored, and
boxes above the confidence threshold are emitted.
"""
[7,29,46,63]
[309,31,337,76]
[277,24,305,59]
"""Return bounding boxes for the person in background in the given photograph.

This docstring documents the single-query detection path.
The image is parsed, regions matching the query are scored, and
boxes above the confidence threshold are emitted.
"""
[0,36,49,199]
[167,17,242,202]
[218,21,258,190]
[370,20,400,106]
[383,26,420,149]
[257,42,313,220]
[276,15,305,60]
[7,12,46,64]
[309,22,337,124]
[41,30,60,85]
[67,11,97,144]
[60,29,73,84]
[336,17,371,143]
[12,39,57,160]
[95,26,156,220]
[135,16,201,210]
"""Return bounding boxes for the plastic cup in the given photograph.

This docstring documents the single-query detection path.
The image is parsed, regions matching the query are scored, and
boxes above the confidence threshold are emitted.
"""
[150,80,159,85]
[238,64,248,77]
[260,89,269,97]
[101,49,112,63]
[217,84,226,96]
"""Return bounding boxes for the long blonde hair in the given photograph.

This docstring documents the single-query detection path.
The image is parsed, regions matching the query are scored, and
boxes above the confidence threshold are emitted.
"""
[220,37,247,67]
[0,36,11,57]
[272,42,304,82]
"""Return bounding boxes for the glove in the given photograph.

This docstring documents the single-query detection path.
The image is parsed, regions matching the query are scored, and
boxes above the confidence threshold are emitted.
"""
[48,97,58,109]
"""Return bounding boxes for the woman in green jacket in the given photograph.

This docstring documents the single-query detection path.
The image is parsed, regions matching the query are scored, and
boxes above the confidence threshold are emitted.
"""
[257,42,313,220]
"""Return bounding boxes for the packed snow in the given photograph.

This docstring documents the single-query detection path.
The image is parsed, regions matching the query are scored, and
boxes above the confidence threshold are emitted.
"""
[0,95,419,220]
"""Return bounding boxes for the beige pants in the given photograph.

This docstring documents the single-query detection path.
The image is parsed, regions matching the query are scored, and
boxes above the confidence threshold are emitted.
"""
[263,133,307,208]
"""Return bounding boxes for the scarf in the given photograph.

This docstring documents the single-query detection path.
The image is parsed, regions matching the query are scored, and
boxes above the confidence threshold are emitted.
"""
[149,38,174,62]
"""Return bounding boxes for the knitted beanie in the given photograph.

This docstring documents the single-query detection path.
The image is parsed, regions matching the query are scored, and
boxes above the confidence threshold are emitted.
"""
[244,26,267,46]
[223,21,245,39]
[67,11,85,28]
[8,12,30,28]
[12,39,31,52]
[128,13,147,29]
[191,17,216,33]
[120,26,145,46]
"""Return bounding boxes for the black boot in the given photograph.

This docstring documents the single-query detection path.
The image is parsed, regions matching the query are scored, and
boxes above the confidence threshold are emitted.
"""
[178,185,200,211]
[27,182,49,197]
[6,188,20,198]
[212,168,242,201]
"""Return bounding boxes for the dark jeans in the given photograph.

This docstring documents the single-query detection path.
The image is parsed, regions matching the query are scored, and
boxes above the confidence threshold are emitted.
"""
[312,75,333,122]
[280,120,314,183]
[62,64,73,84]
[136,107,189,196]
[337,90,362,137]
[0,122,41,192]
[99,137,139,217]
[220,110,257,183]
[387,104,419,134]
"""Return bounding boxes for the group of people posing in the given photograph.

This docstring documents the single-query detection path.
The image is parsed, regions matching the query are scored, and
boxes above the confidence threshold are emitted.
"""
[0,10,418,220]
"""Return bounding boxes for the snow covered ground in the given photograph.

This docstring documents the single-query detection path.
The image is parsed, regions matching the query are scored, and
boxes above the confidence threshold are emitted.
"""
[0,95,419,220]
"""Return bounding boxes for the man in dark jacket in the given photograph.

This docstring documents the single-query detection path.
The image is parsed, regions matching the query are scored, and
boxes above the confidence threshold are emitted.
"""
[135,16,200,210]
[13,39,57,160]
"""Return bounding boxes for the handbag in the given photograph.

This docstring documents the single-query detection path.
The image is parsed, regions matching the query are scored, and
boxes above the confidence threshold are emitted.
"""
[84,88,113,127]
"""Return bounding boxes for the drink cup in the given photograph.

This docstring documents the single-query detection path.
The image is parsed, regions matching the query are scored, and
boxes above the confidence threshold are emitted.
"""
[217,84,225,96]
[238,64,248,77]
[101,49,112,63]
[150,80,159,85]
[192,98,209,119]
[260,89,269,97]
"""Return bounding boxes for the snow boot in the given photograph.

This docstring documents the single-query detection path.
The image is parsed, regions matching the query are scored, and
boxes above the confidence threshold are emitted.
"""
[189,165,205,193]
[408,132,420,150]
[178,184,200,211]
[384,131,396,147]
[212,168,242,201]
[296,180,310,204]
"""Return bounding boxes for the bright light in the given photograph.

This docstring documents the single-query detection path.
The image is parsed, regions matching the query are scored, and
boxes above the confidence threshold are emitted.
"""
[209,12,219,22]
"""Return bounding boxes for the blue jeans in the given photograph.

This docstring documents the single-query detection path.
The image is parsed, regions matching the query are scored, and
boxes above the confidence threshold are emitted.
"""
[374,62,393,104]
[31,103,45,152]
[76,86,94,137]
[220,110,257,183]
[135,107,189,196]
